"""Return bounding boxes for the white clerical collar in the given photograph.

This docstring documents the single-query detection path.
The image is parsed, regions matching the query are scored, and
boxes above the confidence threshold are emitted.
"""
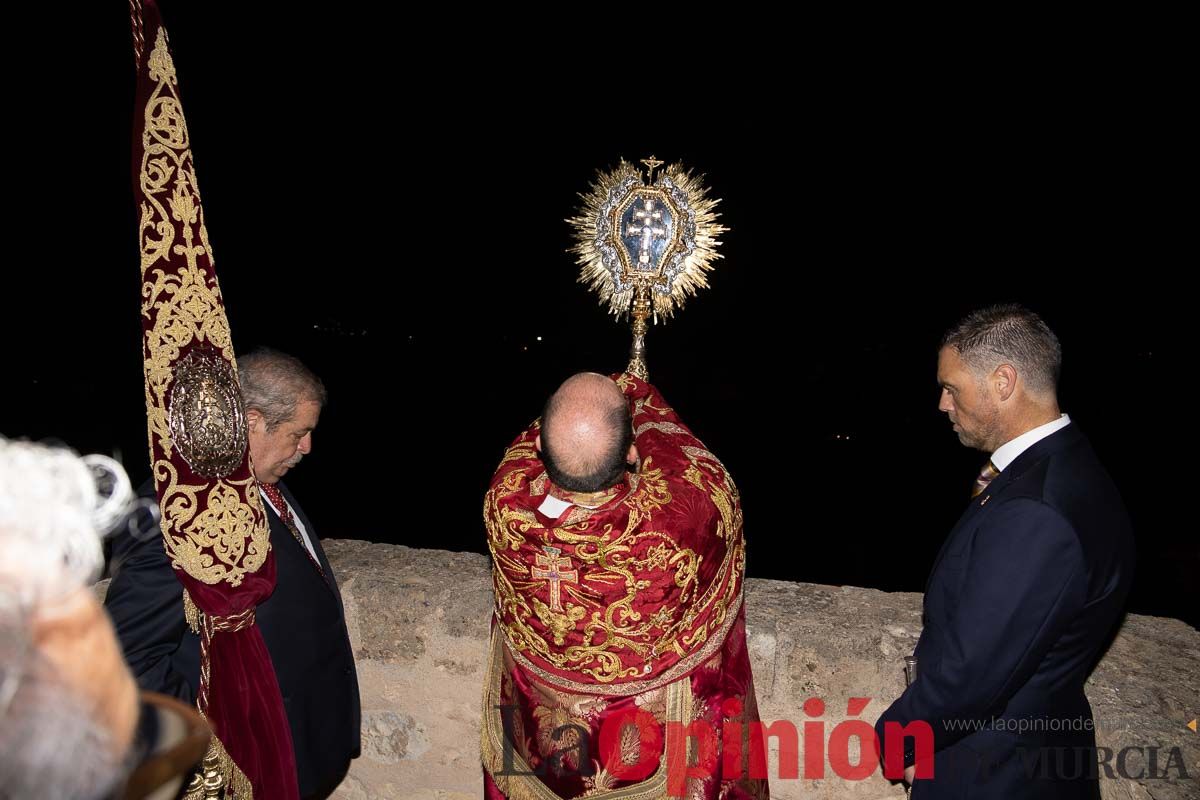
[537,494,573,520]
[535,491,613,520]
[991,414,1071,471]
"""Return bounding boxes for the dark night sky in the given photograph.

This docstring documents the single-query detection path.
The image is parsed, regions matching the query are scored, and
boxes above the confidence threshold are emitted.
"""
[6,6,1192,626]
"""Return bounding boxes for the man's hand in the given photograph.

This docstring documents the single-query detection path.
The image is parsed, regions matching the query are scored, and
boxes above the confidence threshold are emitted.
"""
[904,764,915,785]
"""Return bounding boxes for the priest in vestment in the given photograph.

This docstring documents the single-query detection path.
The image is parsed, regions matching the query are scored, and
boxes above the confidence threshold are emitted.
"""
[482,372,769,800]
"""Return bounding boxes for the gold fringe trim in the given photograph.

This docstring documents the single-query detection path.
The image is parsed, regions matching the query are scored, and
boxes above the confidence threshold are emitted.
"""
[192,724,254,800]
[183,588,201,634]
[481,627,692,800]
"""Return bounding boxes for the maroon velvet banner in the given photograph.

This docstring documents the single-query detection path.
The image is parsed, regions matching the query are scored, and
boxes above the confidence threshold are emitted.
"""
[131,2,298,796]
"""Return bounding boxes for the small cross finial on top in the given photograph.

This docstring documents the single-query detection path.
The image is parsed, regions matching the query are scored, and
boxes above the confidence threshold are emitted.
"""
[640,155,664,183]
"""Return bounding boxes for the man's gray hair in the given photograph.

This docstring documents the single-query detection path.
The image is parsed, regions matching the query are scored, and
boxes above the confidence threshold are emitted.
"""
[941,304,1062,395]
[0,439,126,609]
[238,348,327,430]
[0,438,134,799]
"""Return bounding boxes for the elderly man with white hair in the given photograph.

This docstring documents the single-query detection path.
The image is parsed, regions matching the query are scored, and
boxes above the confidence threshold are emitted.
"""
[0,437,206,800]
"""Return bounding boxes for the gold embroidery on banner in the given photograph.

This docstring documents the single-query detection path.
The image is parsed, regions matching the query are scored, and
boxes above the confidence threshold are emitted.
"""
[168,348,247,478]
[182,588,200,634]
[154,462,269,587]
[138,28,267,588]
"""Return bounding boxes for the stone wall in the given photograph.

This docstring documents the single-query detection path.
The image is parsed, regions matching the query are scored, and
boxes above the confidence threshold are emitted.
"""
[321,542,1198,800]
[100,541,1200,799]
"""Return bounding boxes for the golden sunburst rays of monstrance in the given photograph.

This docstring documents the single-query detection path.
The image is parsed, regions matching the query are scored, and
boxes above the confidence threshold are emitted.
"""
[568,156,727,380]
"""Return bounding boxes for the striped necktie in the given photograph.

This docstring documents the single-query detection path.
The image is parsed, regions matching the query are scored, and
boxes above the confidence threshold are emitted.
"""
[971,460,1000,499]
[260,483,325,576]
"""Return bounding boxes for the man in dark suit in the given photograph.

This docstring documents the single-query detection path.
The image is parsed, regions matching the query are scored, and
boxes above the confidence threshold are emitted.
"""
[875,305,1135,799]
[105,349,361,800]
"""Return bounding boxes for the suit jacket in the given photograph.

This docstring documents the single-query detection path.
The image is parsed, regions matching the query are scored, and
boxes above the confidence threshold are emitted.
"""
[105,480,361,799]
[875,424,1134,799]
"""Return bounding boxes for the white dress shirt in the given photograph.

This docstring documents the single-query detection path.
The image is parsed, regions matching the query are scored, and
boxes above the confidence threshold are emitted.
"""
[991,413,1072,471]
[259,487,319,562]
